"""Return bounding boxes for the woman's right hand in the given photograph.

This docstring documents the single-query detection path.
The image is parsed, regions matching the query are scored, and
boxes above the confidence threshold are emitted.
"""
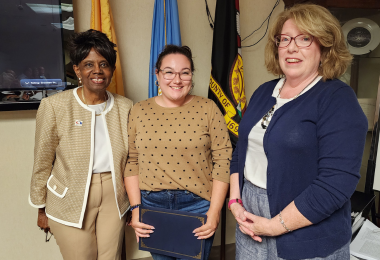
[230,202,246,222]
[230,203,262,241]
[37,208,50,232]
[230,202,249,234]
[130,209,155,243]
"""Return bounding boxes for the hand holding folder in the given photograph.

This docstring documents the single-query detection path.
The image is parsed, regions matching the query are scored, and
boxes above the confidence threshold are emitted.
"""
[139,206,207,260]
[129,205,155,243]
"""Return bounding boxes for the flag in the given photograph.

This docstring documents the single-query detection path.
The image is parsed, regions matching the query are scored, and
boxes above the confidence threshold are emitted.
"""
[149,0,181,98]
[91,0,124,96]
[208,0,246,148]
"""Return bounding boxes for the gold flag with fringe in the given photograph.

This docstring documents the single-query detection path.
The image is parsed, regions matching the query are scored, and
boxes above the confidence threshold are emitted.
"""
[91,0,124,96]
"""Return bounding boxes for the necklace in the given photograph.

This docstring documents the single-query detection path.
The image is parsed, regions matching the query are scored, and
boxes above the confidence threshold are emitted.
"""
[81,87,107,116]
[261,75,319,129]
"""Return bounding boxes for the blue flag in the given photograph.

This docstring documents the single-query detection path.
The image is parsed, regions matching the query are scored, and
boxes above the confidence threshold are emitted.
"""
[149,0,182,98]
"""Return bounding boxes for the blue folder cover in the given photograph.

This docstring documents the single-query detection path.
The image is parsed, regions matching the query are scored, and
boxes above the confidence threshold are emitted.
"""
[139,205,207,260]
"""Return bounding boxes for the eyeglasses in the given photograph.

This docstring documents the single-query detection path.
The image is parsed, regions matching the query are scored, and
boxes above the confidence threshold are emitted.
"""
[159,69,193,81]
[45,230,52,242]
[274,34,314,49]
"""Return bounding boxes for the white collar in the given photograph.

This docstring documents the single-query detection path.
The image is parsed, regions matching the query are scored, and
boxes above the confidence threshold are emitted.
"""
[271,76,322,99]
[73,87,114,115]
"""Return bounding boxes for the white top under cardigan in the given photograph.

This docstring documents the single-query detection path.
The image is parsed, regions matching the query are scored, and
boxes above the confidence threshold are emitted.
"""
[244,76,322,189]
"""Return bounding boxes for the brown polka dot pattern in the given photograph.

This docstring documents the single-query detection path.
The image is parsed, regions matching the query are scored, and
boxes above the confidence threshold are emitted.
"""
[29,89,133,227]
[126,96,232,201]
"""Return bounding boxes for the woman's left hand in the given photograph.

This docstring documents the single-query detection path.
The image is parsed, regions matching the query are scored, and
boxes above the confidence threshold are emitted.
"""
[193,210,220,239]
[236,211,282,238]
[37,208,50,233]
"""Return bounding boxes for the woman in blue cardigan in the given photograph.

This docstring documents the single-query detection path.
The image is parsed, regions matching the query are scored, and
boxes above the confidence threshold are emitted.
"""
[229,4,367,260]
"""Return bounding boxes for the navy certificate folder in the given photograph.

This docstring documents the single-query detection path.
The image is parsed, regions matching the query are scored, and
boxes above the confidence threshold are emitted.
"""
[139,205,207,260]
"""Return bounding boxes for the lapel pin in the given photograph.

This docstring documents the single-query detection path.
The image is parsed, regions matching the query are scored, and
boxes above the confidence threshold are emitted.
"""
[75,120,83,126]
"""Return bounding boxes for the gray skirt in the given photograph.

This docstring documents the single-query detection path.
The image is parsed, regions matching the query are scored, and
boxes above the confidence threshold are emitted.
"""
[235,179,350,260]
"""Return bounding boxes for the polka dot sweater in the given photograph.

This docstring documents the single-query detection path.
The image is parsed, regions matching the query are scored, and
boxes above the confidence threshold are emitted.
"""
[125,96,232,201]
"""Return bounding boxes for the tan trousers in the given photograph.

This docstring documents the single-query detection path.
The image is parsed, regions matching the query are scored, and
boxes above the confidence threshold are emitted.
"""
[49,173,126,260]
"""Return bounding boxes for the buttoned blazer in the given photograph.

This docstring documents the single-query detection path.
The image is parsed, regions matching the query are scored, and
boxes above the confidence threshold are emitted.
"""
[29,88,133,228]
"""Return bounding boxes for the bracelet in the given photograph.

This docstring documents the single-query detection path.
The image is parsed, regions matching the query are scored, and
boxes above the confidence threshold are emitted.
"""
[279,211,292,232]
[228,198,243,210]
[129,204,141,211]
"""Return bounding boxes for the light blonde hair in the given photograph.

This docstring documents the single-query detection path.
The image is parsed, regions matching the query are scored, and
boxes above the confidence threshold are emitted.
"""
[265,4,352,80]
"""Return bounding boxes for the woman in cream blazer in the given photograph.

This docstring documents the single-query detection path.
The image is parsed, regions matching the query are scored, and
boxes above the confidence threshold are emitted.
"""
[29,30,132,260]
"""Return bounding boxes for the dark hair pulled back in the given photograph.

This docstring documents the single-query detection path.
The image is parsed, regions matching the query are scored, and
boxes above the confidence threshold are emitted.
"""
[155,45,195,72]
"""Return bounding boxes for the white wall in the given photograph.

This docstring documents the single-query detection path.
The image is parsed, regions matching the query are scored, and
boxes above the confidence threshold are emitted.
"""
[0,110,63,259]
[0,0,283,259]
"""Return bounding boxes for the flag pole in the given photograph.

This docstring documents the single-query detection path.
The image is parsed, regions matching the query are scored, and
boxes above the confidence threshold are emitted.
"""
[164,0,167,46]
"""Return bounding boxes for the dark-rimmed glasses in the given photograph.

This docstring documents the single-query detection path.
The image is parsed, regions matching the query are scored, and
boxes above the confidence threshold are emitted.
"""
[45,230,52,242]
[275,34,314,49]
[159,69,193,81]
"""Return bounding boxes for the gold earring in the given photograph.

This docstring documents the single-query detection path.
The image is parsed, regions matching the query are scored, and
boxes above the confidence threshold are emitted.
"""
[155,80,159,87]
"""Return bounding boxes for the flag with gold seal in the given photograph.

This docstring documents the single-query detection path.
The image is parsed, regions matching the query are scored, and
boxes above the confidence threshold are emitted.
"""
[208,0,246,148]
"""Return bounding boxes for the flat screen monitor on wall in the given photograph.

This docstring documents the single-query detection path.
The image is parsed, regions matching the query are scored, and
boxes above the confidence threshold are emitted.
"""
[0,0,69,111]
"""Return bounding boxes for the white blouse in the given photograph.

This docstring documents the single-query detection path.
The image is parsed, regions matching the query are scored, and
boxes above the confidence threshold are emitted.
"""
[88,93,111,174]
[244,76,322,189]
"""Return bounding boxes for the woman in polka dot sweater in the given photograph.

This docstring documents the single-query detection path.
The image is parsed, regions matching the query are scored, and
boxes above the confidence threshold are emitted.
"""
[124,45,232,260]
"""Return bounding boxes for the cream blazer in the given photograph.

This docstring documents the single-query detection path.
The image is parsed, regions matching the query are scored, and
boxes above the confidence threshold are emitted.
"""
[29,88,132,228]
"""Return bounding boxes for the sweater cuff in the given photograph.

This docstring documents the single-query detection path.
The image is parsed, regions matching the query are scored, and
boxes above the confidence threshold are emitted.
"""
[124,165,139,177]
[28,194,46,209]
[212,163,231,183]
[212,170,230,183]
[294,193,330,224]
[230,162,238,175]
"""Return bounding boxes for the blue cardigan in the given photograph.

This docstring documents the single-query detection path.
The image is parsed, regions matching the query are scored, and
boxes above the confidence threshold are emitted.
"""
[230,78,367,259]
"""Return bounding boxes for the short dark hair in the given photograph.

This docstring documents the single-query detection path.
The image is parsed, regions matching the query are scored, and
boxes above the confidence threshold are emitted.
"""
[68,29,117,69]
[155,45,195,72]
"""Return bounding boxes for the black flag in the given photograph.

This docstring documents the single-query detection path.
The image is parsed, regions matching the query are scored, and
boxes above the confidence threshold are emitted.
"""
[208,0,246,149]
